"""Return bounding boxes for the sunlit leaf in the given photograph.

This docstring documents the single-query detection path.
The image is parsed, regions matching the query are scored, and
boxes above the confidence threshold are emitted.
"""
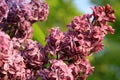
[32,23,46,46]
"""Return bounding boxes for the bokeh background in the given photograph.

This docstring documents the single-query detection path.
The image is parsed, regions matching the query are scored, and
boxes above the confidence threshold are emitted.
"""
[33,0,120,80]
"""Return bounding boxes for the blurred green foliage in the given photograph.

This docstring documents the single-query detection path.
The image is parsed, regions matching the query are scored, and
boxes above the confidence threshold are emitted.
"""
[87,0,120,80]
[32,23,46,46]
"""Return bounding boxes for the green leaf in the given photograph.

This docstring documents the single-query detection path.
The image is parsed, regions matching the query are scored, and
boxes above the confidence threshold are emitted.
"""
[32,23,46,46]
[37,77,42,80]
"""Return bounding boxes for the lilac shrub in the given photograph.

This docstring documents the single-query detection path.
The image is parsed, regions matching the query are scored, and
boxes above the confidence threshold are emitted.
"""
[0,0,115,80]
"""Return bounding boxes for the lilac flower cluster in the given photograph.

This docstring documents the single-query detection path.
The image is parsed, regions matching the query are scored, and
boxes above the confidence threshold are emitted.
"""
[44,4,115,80]
[0,31,48,80]
[0,0,49,39]
[0,0,115,80]
[0,0,48,80]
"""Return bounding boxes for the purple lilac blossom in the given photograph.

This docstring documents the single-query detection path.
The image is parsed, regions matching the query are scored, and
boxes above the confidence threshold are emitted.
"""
[0,31,47,80]
[68,57,94,80]
[0,31,26,80]
[21,39,48,70]
[46,4,115,57]
[0,0,8,22]
[44,4,115,80]
[0,31,10,53]
[0,1,116,80]
[39,60,74,80]
[0,0,49,39]
[0,0,49,79]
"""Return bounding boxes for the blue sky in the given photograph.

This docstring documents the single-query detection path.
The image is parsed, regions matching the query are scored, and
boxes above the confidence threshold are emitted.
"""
[74,0,95,14]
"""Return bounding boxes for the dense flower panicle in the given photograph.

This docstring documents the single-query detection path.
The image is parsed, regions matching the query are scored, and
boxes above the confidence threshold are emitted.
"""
[0,0,8,22]
[61,4,115,56]
[92,4,115,23]
[0,0,49,80]
[0,31,10,53]
[11,38,47,79]
[2,50,26,80]
[45,4,115,80]
[6,0,49,22]
[0,0,49,39]
[69,57,94,80]
[46,12,113,58]
[0,36,26,79]
[22,39,48,70]
[0,1,115,80]
[39,60,74,80]
[0,20,33,39]
[12,38,48,67]
[6,0,49,23]
[46,27,65,55]
[0,31,10,71]
[16,21,33,39]
[0,33,47,80]
[30,0,49,22]
[67,14,92,32]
